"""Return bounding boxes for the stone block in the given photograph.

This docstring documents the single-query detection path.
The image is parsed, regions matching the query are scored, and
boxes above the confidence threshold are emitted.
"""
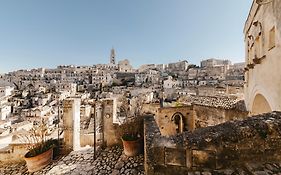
[164,147,186,166]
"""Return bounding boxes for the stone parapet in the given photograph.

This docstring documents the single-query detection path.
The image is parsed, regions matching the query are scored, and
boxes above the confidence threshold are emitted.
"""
[144,112,281,174]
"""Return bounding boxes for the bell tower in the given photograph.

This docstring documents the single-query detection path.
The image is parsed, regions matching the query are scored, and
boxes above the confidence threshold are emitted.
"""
[110,48,116,64]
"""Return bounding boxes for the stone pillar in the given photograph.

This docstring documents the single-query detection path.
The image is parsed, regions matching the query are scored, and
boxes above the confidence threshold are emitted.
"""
[95,102,103,132]
[112,98,118,124]
[103,99,120,146]
[63,97,81,151]
[95,102,103,144]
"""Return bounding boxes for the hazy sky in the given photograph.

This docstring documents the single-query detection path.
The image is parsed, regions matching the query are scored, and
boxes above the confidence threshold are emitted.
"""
[0,0,252,73]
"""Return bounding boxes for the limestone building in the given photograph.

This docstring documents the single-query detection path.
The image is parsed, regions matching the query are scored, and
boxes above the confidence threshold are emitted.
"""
[200,58,231,68]
[166,60,189,72]
[244,0,281,114]
[118,59,133,73]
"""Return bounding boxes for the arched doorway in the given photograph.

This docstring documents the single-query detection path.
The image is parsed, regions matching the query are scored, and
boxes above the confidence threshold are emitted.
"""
[171,112,184,133]
[251,94,272,115]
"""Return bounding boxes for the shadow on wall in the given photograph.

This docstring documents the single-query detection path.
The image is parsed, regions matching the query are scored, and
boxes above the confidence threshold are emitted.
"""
[251,94,272,115]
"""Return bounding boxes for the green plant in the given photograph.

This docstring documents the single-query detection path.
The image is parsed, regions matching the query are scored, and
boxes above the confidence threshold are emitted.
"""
[25,139,55,158]
[20,120,55,158]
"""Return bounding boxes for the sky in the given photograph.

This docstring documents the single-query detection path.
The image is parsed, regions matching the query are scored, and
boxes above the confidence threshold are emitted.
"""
[0,0,252,73]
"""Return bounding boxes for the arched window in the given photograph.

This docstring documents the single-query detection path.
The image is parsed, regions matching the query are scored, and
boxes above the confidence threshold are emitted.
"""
[171,112,185,133]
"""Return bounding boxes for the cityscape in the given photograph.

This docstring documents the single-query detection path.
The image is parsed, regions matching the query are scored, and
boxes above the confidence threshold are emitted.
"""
[0,0,281,175]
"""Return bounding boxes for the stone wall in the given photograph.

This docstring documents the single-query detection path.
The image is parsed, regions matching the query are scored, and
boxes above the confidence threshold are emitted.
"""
[144,112,281,174]
[194,105,248,128]
[144,115,191,174]
[142,103,159,115]
[156,106,195,136]
[0,144,28,163]
[244,0,281,114]
[151,103,247,136]
[80,133,95,147]
[63,97,81,151]
[102,99,120,146]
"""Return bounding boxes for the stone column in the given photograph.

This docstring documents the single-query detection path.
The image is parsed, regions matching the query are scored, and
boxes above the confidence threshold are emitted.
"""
[112,98,118,124]
[103,99,119,146]
[63,97,81,151]
[95,102,103,145]
[95,102,103,133]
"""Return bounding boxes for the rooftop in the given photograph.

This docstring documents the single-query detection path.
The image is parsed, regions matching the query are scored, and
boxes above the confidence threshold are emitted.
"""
[182,95,246,110]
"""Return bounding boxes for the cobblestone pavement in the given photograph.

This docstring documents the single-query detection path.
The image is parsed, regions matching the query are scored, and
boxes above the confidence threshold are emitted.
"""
[1,146,281,175]
[0,145,144,175]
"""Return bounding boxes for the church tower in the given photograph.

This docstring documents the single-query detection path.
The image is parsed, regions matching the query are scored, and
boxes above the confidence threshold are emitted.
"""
[110,48,116,64]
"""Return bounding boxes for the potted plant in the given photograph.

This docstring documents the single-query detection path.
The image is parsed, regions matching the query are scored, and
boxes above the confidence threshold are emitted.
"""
[117,117,144,157]
[20,120,55,172]
[115,95,145,156]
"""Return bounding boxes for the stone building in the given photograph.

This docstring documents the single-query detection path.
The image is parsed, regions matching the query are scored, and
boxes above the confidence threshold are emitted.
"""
[118,59,133,73]
[0,86,14,98]
[200,58,231,68]
[244,0,281,114]
[166,60,189,72]
[0,104,11,120]
[163,76,182,89]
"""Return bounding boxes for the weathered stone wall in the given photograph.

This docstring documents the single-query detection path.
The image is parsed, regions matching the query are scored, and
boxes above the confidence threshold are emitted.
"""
[80,133,95,147]
[156,106,195,136]
[102,99,120,146]
[0,144,28,163]
[63,97,81,151]
[153,104,247,136]
[81,99,121,148]
[142,103,159,115]
[144,112,281,174]
[144,115,191,174]
[194,105,226,128]
[194,105,248,128]
[184,111,281,168]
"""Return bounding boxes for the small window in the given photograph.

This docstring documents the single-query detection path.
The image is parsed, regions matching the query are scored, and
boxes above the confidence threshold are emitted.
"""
[268,26,276,50]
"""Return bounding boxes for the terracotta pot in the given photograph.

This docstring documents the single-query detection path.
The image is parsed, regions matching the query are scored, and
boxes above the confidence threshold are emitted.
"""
[121,137,143,157]
[24,148,53,172]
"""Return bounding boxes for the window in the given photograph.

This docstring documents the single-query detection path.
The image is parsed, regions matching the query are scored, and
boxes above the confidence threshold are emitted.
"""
[268,26,276,50]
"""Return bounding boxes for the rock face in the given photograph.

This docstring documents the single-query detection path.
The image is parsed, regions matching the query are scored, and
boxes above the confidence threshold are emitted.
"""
[0,145,144,175]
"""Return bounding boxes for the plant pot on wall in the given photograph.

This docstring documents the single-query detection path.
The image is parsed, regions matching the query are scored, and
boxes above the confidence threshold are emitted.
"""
[121,135,143,157]
[24,147,53,173]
